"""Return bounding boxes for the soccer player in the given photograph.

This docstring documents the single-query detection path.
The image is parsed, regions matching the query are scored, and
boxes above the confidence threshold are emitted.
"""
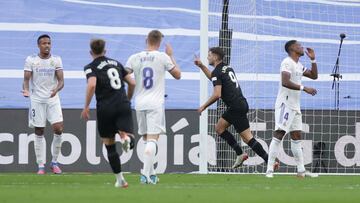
[125,30,181,184]
[22,34,64,175]
[81,38,136,188]
[265,40,318,178]
[195,47,274,169]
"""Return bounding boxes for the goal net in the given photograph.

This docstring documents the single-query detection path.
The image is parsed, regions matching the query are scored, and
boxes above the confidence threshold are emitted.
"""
[205,0,360,174]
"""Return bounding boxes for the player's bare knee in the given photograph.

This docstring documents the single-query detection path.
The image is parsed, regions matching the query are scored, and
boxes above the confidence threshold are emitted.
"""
[290,131,301,140]
[102,138,115,146]
[118,131,127,139]
[242,135,252,144]
[240,129,253,143]
[53,127,63,135]
[35,127,45,135]
[274,130,285,140]
[52,123,63,135]
[215,124,225,135]
[147,134,159,141]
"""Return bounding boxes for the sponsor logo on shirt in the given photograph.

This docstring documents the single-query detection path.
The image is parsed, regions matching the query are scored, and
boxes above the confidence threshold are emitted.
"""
[84,69,92,75]
[34,67,54,77]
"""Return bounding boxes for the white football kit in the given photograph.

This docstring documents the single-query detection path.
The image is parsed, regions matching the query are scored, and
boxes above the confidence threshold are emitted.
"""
[126,51,175,135]
[24,54,63,128]
[275,57,307,133]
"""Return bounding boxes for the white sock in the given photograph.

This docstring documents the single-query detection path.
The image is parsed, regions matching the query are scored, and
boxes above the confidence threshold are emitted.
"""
[51,134,62,163]
[150,165,156,176]
[143,139,157,178]
[115,172,125,183]
[266,137,281,172]
[34,135,46,167]
[291,139,306,172]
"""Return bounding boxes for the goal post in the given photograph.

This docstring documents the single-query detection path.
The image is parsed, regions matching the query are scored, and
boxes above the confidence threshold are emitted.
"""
[199,0,209,174]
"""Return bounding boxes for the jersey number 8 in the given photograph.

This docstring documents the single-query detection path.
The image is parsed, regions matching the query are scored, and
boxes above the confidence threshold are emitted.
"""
[143,67,154,89]
[107,68,122,90]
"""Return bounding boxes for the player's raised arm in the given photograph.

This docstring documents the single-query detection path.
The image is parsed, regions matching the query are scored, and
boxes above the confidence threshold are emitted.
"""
[124,74,135,100]
[165,43,181,80]
[303,47,318,80]
[194,55,211,80]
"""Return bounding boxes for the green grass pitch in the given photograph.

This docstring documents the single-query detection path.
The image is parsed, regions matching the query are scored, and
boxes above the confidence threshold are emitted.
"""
[0,173,359,203]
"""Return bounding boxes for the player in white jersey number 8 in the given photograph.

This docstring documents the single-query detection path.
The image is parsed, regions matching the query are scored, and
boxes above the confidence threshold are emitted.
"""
[125,30,181,184]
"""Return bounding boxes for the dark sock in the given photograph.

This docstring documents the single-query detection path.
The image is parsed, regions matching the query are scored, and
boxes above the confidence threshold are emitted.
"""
[105,144,121,174]
[248,138,268,163]
[219,130,243,155]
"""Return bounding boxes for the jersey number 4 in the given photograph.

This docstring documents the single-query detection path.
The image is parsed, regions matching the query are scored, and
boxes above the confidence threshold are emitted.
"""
[107,68,122,90]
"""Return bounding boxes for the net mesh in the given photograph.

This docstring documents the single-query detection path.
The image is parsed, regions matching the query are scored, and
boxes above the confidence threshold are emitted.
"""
[206,0,360,174]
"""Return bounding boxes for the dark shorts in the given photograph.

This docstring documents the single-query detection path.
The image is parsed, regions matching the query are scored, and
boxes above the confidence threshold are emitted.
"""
[96,100,133,138]
[222,100,250,133]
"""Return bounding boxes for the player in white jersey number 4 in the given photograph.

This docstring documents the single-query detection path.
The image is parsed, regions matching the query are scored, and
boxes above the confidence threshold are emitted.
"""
[126,30,181,184]
[22,34,64,175]
[266,40,319,178]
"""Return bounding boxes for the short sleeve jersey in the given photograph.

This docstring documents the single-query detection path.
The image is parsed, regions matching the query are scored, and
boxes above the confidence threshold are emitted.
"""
[84,56,128,103]
[275,57,307,112]
[125,51,175,110]
[211,62,246,109]
[24,54,63,102]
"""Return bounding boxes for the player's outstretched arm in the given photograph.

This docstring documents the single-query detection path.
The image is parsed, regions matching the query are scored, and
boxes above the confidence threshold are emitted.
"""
[198,85,221,114]
[282,71,317,96]
[22,71,31,97]
[194,55,211,80]
[166,43,181,80]
[124,74,135,100]
[51,69,64,97]
[81,77,96,120]
[303,47,318,80]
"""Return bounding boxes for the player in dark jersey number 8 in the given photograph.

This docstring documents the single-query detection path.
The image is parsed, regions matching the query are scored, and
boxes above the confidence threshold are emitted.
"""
[81,38,135,188]
[195,47,279,170]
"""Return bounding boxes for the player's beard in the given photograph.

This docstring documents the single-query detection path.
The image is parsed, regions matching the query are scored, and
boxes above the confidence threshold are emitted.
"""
[42,48,50,57]
[297,51,304,56]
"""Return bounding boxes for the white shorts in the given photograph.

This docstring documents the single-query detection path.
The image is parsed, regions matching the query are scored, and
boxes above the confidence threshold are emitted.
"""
[274,103,302,134]
[136,107,166,135]
[28,98,63,128]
